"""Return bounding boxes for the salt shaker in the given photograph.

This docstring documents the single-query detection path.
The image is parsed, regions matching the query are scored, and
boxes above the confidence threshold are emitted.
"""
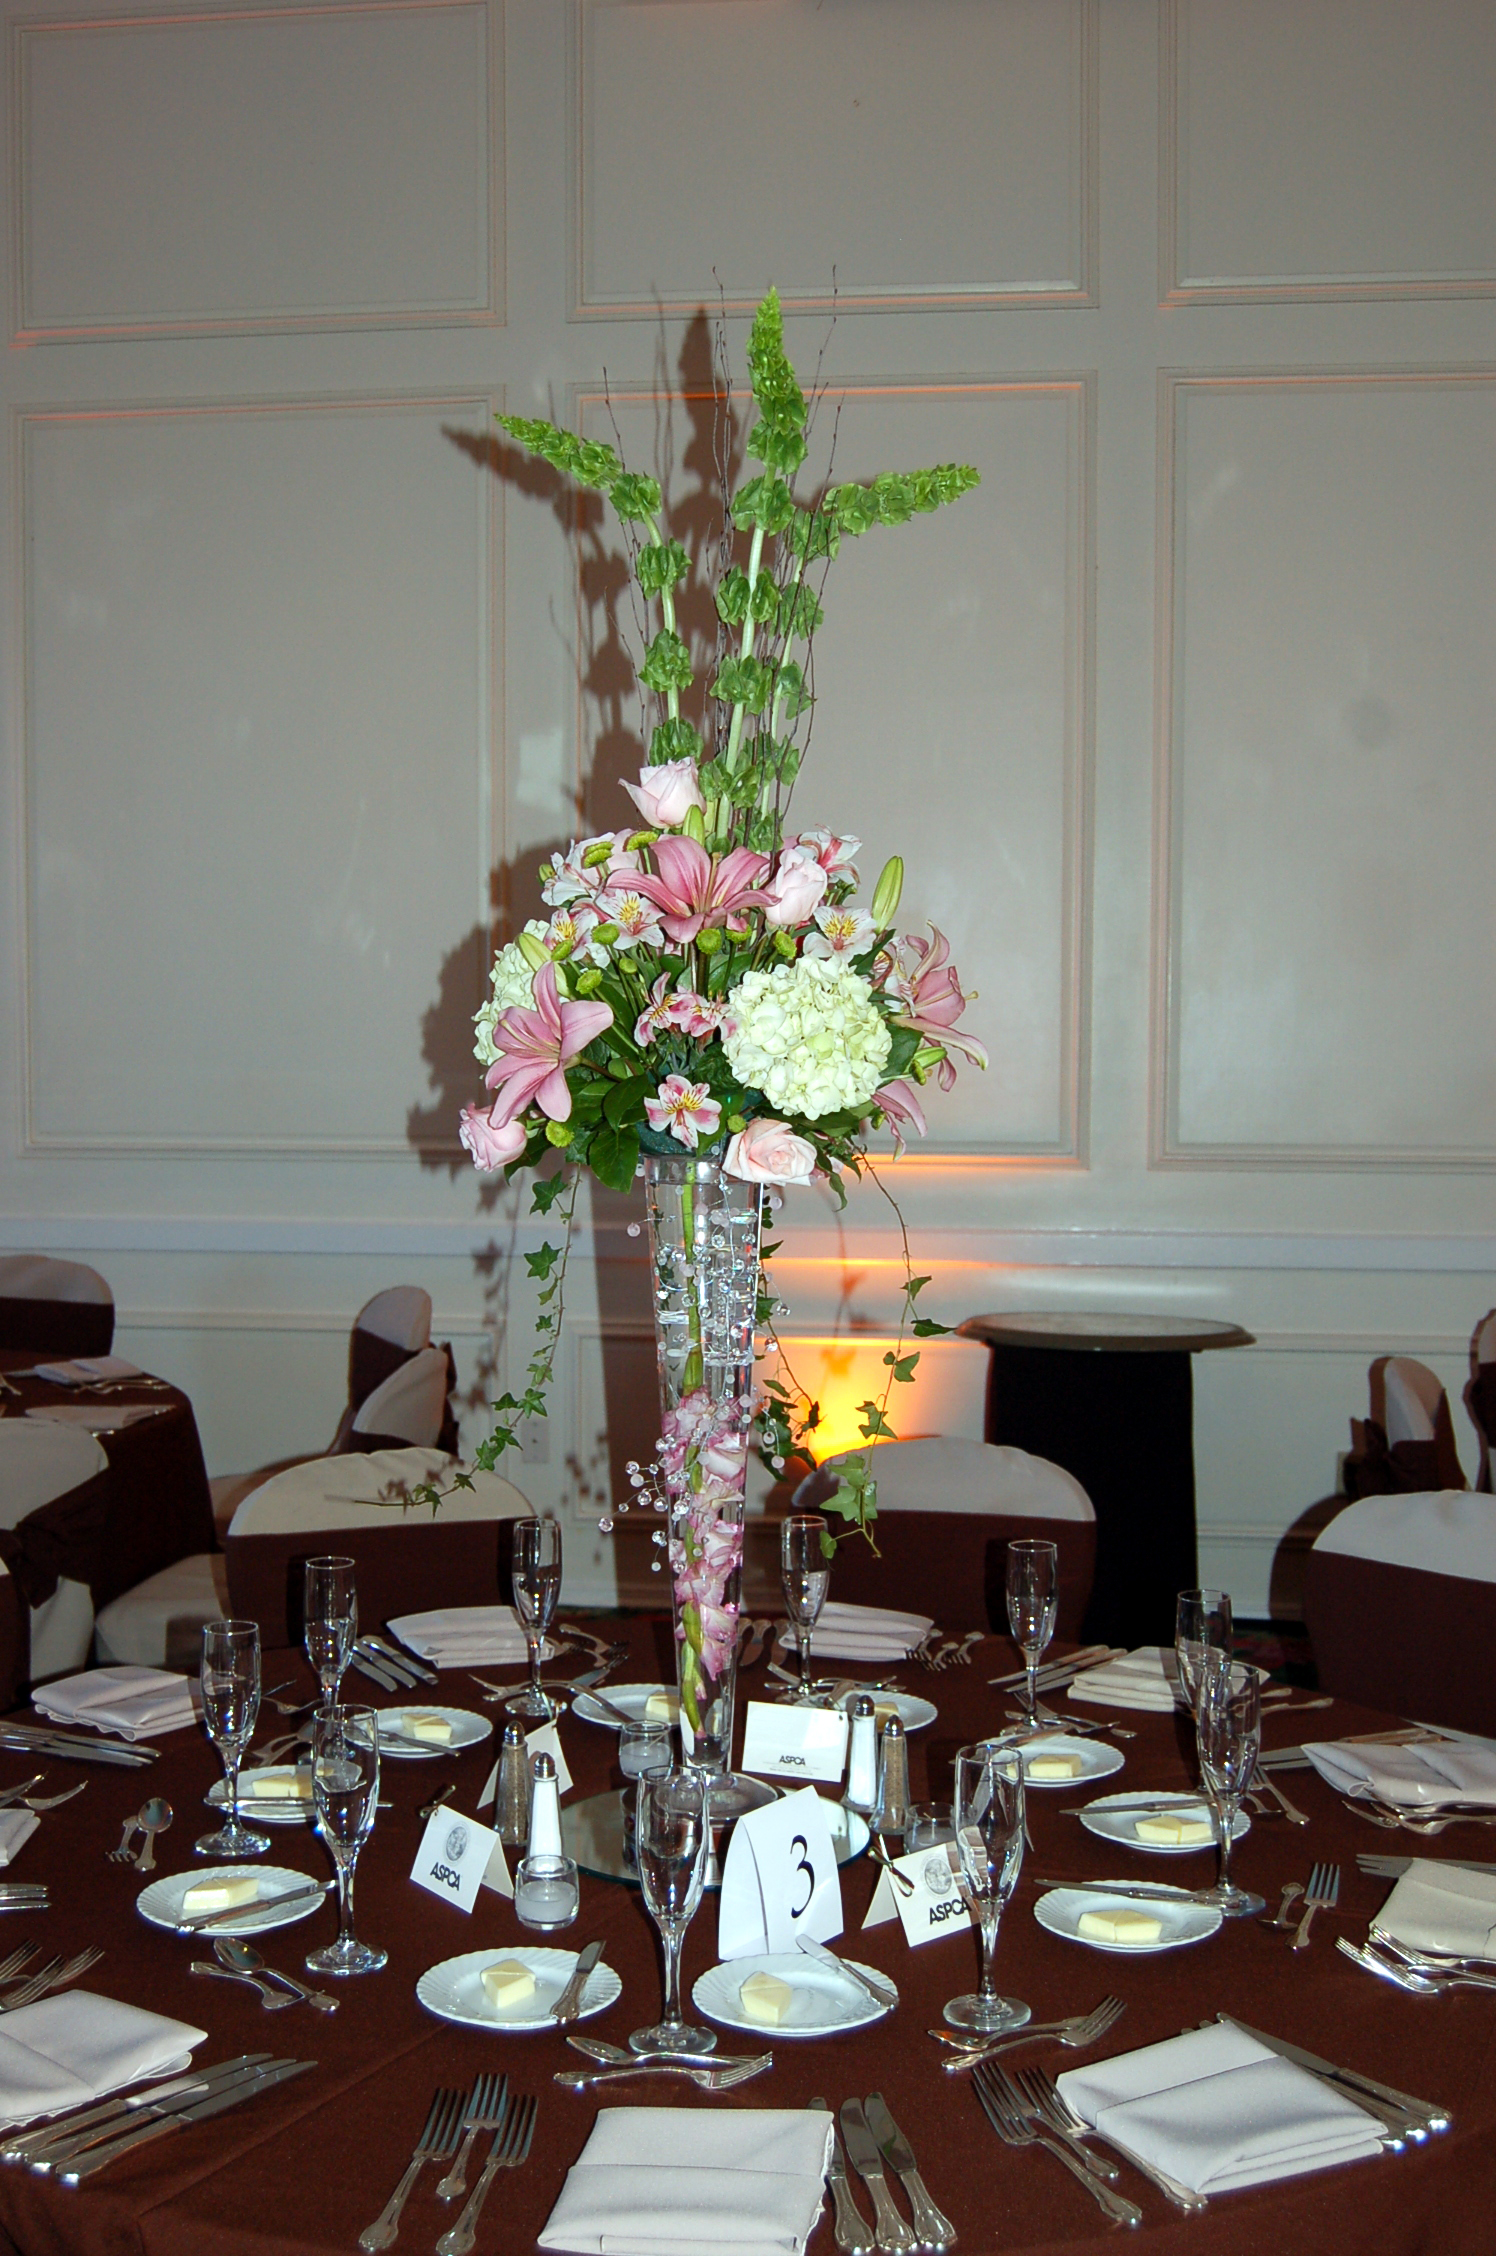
[526,1750,563,1860]
[496,1724,529,1847]
[845,1693,878,1819]
[876,1715,910,1838]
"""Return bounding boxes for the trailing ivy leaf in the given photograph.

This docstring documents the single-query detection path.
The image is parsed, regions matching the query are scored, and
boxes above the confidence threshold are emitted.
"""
[857,1400,897,1441]
[531,1172,571,1215]
[730,474,797,535]
[589,1121,641,1193]
[636,539,690,597]
[882,1351,920,1383]
[603,1076,648,1128]
[649,717,703,765]
[525,1243,563,1281]
[711,655,775,714]
[911,1315,952,1338]
[610,471,663,521]
[639,629,694,695]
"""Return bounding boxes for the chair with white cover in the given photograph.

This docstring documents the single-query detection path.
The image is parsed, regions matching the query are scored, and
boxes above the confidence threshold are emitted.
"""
[1343,1354,1467,1499]
[1465,1310,1496,1495]
[346,1346,453,1453]
[791,1437,1096,1637]
[0,1255,114,1357]
[0,1421,112,1686]
[222,1447,534,1648]
[1304,1488,1496,1735]
[92,1554,229,1673]
[330,1287,461,1454]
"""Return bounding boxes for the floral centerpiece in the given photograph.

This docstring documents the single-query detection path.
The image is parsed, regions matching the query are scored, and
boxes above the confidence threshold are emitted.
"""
[454,290,986,1762]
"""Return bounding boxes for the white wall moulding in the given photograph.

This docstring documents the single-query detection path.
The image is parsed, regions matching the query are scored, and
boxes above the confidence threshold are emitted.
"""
[11,0,501,341]
[19,392,499,1155]
[574,376,1095,1159]
[572,0,1097,317]
[1161,0,1496,304]
[1152,367,1496,1169]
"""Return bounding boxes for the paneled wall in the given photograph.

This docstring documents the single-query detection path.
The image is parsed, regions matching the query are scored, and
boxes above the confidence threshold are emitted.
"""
[3,0,1493,1611]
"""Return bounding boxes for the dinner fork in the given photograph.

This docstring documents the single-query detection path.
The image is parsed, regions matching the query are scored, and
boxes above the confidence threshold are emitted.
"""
[0,1945,38,1985]
[1021,2069,1208,2213]
[436,2092,536,2256]
[1338,1937,1496,1995]
[1291,1862,1340,1951]
[435,2072,507,2203]
[0,1947,104,2011]
[971,2063,1142,2225]
[933,1993,1126,2071]
[359,2087,465,2252]
[21,1782,87,1812]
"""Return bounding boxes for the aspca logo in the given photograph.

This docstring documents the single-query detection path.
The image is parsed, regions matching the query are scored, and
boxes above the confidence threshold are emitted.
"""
[445,1824,470,1863]
[922,1855,953,1897]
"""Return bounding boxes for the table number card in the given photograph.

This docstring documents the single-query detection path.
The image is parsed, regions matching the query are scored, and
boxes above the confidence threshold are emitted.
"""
[863,1841,976,1948]
[739,1700,849,1785]
[410,1807,504,1915]
[717,1785,843,1959]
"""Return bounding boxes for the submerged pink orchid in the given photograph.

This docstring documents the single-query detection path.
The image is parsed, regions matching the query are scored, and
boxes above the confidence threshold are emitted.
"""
[483,961,613,1124]
[629,835,772,944]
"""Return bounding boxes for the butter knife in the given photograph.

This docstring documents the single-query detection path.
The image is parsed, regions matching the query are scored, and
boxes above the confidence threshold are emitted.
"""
[1031,1876,1223,1905]
[864,2094,955,2250]
[796,1935,898,2012]
[174,1882,330,1933]
[1214,2014,1449,2135]
[838,2100,916,2253]
[551,1939,605,2024]
[811,2099,874,2255]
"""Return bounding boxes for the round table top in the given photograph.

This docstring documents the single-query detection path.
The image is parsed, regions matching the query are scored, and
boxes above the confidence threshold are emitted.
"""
[957,1310,1255,1354]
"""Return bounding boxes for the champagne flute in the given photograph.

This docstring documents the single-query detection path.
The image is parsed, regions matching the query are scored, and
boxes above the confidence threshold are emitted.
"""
[306,1704,387,1974]
[303,1555,357,1711]
[629,1764,715,2056]
[1175,1587,1232,1710]
[943,1743,1030,2033]
[1005,1539,1059,1724]
[196,1620,270,1859]
[1194,1653,1265,1917]
[506,1514,562,1720]
[781,1512,830,1702]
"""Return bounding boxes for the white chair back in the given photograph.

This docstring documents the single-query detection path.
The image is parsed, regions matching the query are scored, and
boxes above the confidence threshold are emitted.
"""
[0,1422,106,1680]
[817,1436,1094,1522]
[350,1346,450,1448]
[1313,1490,1496,1583]
[1383,1357,1444,1447]
[0,1255,111,1304]
[355,1286,432,1353]
[228,1448,531,1536]
[1476,1312,1496,1368]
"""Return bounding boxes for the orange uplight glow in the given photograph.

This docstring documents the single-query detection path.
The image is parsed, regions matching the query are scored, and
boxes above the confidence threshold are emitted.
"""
[758,1331,981,1461]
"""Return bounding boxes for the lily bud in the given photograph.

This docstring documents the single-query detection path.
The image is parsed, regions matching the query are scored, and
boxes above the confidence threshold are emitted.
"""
[696,926,723,955]
[545,1120,574,1146]
[516,928,551,971]
[581,839,615,869]
[682,803,707,844]
[574,967,603,996]
[870,855,904,926]
[910,1043,946,1085]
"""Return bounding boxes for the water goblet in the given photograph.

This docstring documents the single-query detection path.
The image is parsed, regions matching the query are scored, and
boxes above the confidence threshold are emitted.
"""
[303,1554,357,1711]
[1175,1586,1233,1710]
[306,1704,387,1974]
[507,1514,563,1720]
[781,1512,830,1703]
[943,1743,1031,2034]
[1005,1539,1059,1723]
[1194,1653,1265,1917]
[629,1765,715,2056]
[196,1620,271,1859]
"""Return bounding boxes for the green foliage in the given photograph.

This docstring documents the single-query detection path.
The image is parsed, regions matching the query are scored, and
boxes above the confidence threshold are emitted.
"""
[525,1242,562,1282]
[715,566,751,626]
[711,655,776,714]
[636,539,690,597]
[649,717,704,765]
[639,629,694,695]
[495,416,621,491]
[774,661,813,720]
[730,474,797,535]
[530,1173,570,1215]
[610,471,664,521]
[779,584,824,640]
[588,1122,641,1191]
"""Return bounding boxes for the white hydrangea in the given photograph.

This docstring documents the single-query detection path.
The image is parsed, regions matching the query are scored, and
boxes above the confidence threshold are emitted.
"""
[472,922,547,1067]
[723,958,891,1120]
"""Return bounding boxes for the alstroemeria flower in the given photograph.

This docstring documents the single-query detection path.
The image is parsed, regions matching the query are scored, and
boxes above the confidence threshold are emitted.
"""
[882,924,988,1086]
[483,961,613,1123]
[629,836,771,944]
[792,826,861,881]
[803,902,877,958]
[544,902,608,965]
[644,1074,722,1148]
[594,882,663,950]
[542,831,640,909]
[875,1078,928,1155]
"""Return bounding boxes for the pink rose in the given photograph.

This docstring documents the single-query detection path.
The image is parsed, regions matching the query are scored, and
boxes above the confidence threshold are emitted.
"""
[759,845,829,930]
[724,1117,817,1186]
[459,1104,528,1172]
[622,759,706,830]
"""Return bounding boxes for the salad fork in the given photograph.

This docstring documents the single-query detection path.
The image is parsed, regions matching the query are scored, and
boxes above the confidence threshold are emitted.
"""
[0,1947,104,2011]
[435,2073,507,2203]
[1292,1863,1340,1951]
[971,2063,1141,2225]
[436,2093,536,2256]
[933,1993,1125,2071]
[1021,2068,1206,2214]
[359,2087,465,2252]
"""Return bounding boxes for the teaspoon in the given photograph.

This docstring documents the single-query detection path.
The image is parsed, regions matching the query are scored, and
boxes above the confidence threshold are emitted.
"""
[133,1797,173,1872]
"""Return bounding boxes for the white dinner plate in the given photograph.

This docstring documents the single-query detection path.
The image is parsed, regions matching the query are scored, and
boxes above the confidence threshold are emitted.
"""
[375,1706,492,1760]
[570,1683,672,1729]
[1035,1883,1222,1954]
[834,1690,937,1735]
[1079,1791,1249,1855]
[416,1946,621,2033]
[206,1766,312,1826]
[136,1864,328,1939]
[1018,1734,1125,1788]
[693,1950,896,2037]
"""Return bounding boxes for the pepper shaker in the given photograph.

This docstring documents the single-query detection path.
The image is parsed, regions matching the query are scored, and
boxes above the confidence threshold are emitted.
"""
[876,1715,910,1839]
[495,1724,530,1847]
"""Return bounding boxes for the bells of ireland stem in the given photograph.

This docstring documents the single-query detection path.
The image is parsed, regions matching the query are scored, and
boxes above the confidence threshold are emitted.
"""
[870,855,904,928]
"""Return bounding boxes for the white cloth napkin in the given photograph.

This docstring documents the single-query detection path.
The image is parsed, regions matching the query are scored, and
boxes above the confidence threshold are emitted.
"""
[34,1666,199,1740]
[1067,1646,1183,1713]
[0,1813,38,1868]
[1058,2024,1384,2197]
[25,1404,170,1432]
[537,2106,833,2256]
[1374,1859,1496,1958]
[1302,1736,1496,1809]
[388,1608,554,1668]
[30,1356,143,1386]
[778,1601,934,1663]
[0,1992,206,2129]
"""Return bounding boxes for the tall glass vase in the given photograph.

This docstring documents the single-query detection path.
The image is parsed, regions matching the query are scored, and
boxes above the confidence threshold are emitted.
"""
[643,1151,764,1787]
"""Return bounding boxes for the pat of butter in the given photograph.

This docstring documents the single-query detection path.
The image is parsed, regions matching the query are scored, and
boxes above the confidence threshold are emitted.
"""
[1077,1907,1163,1945]
[1027,1753,1082,1780]
[481,1958,537,2009]
[739,1969,796,2026]
[181,1875,260,1914]
[245,1771,312,1801]
[643,1692,680,1724]
[406,1713,453,1743]
[1134,1813,1214,1846]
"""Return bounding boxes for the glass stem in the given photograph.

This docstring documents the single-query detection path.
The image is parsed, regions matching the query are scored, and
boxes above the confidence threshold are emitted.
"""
[1216,1797,1237,1893]
[660,1922,684,2026]
[335,1849,358,1949]
[976,1901,1001,2000]
[800,1629,814,1696]
[223,1745,245,1839]
[528,1630,543,1706]
[1025,1656,1039,1719]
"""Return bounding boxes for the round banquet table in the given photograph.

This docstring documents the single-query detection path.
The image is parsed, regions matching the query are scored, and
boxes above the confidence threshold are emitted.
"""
[0,1349,216,1612]
[0,1622,1492,2256]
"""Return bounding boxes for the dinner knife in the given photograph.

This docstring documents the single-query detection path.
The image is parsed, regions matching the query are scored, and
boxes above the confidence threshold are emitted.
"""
[173,1882,330,1934]
[550,1938,605,2024]
[1214,2015,1450,2135]
[838,2100,916,2253]
[349,1652,402,1694]
[24,2056,280,2171]
[365,1634,438,1685]
[2,2057,274,2164]
[0,1731,155,1768]
[59,2059,317,2181]
[864,2094,956,2250]
[810,2099,874,2256]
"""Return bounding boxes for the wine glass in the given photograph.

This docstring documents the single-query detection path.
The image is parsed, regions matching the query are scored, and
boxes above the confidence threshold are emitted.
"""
[1005,1539,1059,1724]
[306,1704,387,1974]
[196,1620,270,1859]
[1175,1587,1233,1710]
[781,1512,830,1702]
[506,1514,562,1720]
[943,1743,1030,2033]
[1194,1653,1265,1917]
[629,1764,715,2056]
[303,1555,357,1710]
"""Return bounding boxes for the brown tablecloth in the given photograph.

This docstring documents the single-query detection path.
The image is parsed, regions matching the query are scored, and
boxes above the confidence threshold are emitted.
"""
[0,1627,1492,2256]
[0,1351,215,1612]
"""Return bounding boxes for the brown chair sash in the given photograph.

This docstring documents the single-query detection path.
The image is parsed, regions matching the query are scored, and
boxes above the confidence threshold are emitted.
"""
[1305,1546,1496,1736]
[224,1519,504,1648]
[1344,1416,1465,1500]
[331,1333,459,1457]
[0,1298,114,1357]
[0,1467,111,1613]
[0,1576,24,1716]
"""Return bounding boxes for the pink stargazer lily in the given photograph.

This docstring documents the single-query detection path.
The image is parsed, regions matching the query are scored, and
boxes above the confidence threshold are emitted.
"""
[629,835,771,944]
[484,962,613,1124]
[876,1079,928,1154]
[883,925,988,1088]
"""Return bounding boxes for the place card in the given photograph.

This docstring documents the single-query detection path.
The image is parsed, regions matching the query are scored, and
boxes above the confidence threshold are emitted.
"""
[717,1784,843,1960]
[863,1841,976,1948]
[410,1807,504,1915]
[739,1699,849,1785]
